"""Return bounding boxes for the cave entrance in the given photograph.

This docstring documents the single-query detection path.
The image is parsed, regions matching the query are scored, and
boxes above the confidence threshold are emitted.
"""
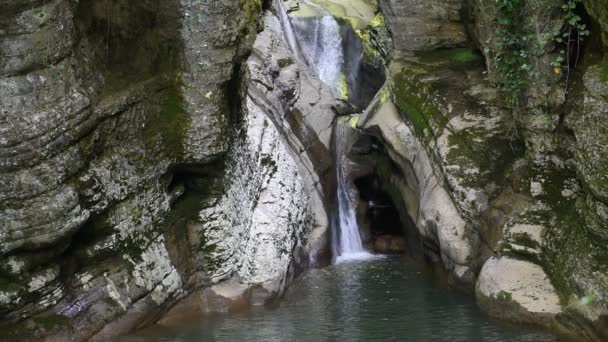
[353,173,415,255]
[338,130,424,258]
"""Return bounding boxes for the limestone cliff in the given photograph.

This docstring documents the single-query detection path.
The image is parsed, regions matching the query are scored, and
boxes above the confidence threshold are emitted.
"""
[0,0,338,340]
[355,0,608,339]
[1,0,608,340]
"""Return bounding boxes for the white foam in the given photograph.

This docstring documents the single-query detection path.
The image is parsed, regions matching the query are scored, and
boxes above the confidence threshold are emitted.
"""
[335,252,382,264]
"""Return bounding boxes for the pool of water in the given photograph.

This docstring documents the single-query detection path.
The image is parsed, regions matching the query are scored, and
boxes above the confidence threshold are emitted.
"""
[124,256,569,342]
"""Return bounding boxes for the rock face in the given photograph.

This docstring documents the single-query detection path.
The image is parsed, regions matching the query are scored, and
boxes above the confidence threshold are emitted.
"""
[193,9,342,308]
[378,0,467,53]
[354,0,608,339]
[476,256,562,328]
[2,0,608,340]
[0,0,337,340]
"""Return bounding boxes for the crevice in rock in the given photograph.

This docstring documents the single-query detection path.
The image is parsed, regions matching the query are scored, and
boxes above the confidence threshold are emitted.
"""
[340,24,386,109]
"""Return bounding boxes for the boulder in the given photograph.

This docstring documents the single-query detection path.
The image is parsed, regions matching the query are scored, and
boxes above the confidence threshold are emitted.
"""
[476,256,562,328]
[373,235,407,253]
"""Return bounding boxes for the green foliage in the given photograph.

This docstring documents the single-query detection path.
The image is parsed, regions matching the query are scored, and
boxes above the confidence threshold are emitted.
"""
[416,48,483,65]
[491,0,529,107]
[548,0,590,74]
[490,0,591,107]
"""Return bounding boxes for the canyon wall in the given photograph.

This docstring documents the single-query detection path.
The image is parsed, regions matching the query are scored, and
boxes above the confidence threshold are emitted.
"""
[0,0,339,340]
[359,0,607,339]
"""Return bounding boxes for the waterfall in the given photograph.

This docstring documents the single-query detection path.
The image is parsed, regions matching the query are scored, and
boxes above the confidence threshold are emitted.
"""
[333,122,373,263]
[274,1,366,262]
[289,2,344,89]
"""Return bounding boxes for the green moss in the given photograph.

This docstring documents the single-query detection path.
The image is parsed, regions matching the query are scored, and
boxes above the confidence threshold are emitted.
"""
[160,91,189,155]
[277,57,294,68]
[144,86,190,158]
[0,314,72,340]
[496,290,513,302]
[348,114,360,128]
[416,48,483,65]
[528,162,608,305]
[445,130,524,191]
[243,0,263,30]
[355,29,376,55]
[393,68,448,143]
[337,72,349,98]
[0,278,23,293]
[510,232,539,249]
[307,0,376,30]
[31,315,71,331]
[598,61,608,82]
[369,12,385,28]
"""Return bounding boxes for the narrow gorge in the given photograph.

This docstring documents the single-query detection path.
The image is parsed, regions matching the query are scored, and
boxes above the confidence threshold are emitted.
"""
[1,0,607,341]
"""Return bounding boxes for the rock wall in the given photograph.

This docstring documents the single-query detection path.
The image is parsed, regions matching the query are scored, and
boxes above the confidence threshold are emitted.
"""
[2,0,607,340]
[379,0,467,53]
[0,0,343,338]
[0,0,318,340]
[365,0,607,339]
[189,9,342,308]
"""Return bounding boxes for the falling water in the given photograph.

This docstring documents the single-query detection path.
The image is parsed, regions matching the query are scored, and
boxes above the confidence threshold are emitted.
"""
[275,0,366,262]
[290,2,344,89]
[333,122,374,263]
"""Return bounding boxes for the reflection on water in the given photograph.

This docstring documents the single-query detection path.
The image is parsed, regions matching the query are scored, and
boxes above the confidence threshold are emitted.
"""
[124,257,568,342]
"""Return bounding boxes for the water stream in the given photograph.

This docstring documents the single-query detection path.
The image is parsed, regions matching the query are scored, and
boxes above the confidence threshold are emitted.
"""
[332,122,374,263]
[277,0,369,262]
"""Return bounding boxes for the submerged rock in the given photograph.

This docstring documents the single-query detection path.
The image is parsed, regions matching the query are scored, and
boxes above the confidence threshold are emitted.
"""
[372,235,407,254]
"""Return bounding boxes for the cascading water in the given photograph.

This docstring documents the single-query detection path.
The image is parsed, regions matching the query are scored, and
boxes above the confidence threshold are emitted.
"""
[275,0,369,263]
[289,2,344,89]
[333,122,374,263]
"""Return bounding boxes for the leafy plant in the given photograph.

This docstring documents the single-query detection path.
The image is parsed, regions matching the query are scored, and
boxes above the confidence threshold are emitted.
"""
[492,0,529,107]
[549,0,590,89]
[490,0,591,108]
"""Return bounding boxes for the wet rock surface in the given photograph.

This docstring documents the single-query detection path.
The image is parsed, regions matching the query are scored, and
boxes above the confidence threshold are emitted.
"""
[379,0,467,53]
[364,0,608,339]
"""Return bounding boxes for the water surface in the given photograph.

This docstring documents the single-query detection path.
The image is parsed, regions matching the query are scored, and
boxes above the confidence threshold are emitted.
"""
[126,257,567,342]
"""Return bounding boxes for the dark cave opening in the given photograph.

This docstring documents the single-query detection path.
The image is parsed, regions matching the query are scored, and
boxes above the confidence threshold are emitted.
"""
[353,173,411,255]
[343,132,427,259]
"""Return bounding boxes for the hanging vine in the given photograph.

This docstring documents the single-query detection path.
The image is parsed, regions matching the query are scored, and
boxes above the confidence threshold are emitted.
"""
[549,0,590,91]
